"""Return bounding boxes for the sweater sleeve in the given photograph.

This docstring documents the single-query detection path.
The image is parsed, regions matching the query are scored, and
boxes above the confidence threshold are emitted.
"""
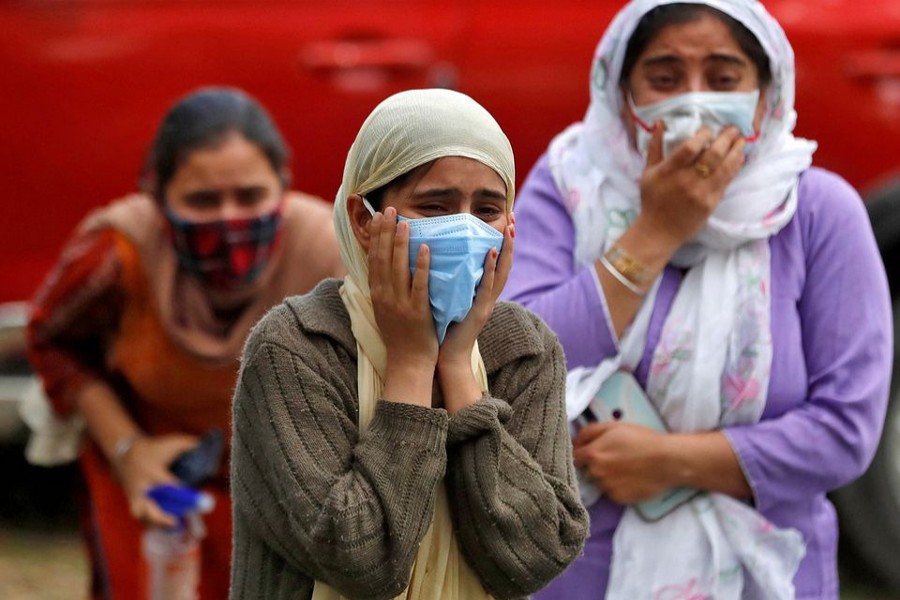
[444,307,590,599]
[230,309,450,600]
[500,154,618,369]
[724,170,892,512]
[26,227,124,416]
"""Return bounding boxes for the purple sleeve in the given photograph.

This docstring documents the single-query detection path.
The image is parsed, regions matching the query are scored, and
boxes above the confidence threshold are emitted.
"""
[724,168,892,513]
[501,154,618,369]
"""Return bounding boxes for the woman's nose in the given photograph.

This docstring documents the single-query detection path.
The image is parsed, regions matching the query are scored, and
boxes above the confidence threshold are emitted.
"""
[686,74,708,93]
[219,197,253,221]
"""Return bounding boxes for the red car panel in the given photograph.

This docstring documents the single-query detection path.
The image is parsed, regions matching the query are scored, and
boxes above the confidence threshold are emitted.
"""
[1,1,899,298]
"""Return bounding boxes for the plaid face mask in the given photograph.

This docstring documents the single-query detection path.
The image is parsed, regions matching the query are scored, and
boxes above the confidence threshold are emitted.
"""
[165,204,283,290]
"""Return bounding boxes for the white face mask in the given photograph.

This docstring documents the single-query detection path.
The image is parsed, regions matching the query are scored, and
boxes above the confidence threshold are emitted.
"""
[629,89,761,161]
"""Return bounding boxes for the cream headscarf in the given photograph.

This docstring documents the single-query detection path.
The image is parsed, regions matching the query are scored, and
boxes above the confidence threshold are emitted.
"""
[314,89,514,600]
[554,1,814,598]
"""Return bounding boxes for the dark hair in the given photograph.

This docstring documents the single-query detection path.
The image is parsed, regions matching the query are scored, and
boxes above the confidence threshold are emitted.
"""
[141,87,290,199]
[619,4,772,89]
[363,161,436,211]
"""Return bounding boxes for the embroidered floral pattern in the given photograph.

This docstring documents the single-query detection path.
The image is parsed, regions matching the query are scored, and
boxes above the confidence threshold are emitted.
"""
[654,577,711,600]
[720,241,771,422]
[606,207,638,242]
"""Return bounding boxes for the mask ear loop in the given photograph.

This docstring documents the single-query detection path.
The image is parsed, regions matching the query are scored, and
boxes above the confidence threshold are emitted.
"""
[626,93,656,133]
[361,197,377,216]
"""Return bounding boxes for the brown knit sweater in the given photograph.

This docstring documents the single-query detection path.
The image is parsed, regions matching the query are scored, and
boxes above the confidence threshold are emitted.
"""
[229,279,588,600]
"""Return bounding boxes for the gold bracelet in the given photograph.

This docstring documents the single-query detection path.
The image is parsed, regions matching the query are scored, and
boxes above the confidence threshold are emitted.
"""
[604,244,651,287]
[599,254,645,296]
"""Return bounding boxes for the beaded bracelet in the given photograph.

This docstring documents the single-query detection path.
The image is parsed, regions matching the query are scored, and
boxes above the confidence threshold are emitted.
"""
[599,254,646,296]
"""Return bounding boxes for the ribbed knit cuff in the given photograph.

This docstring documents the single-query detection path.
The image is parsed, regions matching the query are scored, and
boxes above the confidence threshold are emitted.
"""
[364,400,449,455]
[446,395,512,447]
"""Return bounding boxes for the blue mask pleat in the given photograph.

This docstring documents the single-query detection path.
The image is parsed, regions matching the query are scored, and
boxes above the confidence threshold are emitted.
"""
[400,213,503,343]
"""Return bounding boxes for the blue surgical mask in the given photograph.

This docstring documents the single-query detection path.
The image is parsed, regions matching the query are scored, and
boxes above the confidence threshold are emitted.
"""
[362,198,503,343]
[629,90,761,160]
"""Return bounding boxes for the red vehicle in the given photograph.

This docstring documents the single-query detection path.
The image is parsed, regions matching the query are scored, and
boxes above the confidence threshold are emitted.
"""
[1,0,899,589]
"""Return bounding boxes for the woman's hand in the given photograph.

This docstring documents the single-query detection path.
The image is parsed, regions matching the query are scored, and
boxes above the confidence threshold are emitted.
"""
[574,422,753,503]
[572,421,675,505]
[437,218,515,414]
[635,122,746,253]
[596,125,747,336]
[368,207,438,407]
[115,433,199,528]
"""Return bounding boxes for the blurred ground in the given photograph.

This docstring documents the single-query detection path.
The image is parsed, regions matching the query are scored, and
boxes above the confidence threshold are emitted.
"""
[0,444,88,600]
[0,527,87,600]
[1,443,898,600]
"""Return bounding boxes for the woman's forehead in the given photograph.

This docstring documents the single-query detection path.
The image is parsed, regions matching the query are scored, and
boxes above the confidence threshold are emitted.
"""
[637,11,746,59]
[396,157,506,193]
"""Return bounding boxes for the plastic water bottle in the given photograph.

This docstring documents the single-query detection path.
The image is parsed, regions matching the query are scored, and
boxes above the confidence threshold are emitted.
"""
[142,485,215,600]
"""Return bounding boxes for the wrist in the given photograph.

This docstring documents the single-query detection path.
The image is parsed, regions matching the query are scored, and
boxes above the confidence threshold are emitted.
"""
[383,360,436,408]
[436,350,473,373]
[599,250,648,296]
[660,433,694,489]
[111,432,143,468]
[437,361,482,415]
[627,215,684,265]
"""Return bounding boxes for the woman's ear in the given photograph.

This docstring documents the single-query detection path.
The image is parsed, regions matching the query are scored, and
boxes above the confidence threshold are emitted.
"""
[347,194,373,252]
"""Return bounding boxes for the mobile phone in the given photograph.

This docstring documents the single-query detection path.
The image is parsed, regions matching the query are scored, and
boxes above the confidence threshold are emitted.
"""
[170,428,224,487]
[576,370,699,521]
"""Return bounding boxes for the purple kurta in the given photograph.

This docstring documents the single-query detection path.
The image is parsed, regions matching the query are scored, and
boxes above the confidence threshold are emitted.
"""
[501,154,892,600]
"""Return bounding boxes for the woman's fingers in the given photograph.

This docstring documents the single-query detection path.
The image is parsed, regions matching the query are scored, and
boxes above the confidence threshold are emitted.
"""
[143,500,178,528]
[667,126,715,170]
[693,126,743,178]
[130,493,178,528]
[368,207,400,301]
[638,125,749,252]
[157,434,201,464]
[376,207,397,289]
[715,134,747,184]
[366,210,383,283]
[645,121,665,168]
[493,219,515,295]
[368,209,426,311]
[391,219,411,297]
[410,243,430,308]
[367,208,435,363]
[574,421,614,448]
[122,444,184,527]
[472,247,499,314]
[661,125,746,213]
[471,217,515,313]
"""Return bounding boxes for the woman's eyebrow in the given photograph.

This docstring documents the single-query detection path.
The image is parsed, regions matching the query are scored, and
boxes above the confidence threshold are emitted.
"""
[476,189,507,200]
[640,54,685,69]
[410,188,459,200]
[410,187,506,200]
[640,52,748,69]
[184,190,221,202]
[705,53,749,67]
